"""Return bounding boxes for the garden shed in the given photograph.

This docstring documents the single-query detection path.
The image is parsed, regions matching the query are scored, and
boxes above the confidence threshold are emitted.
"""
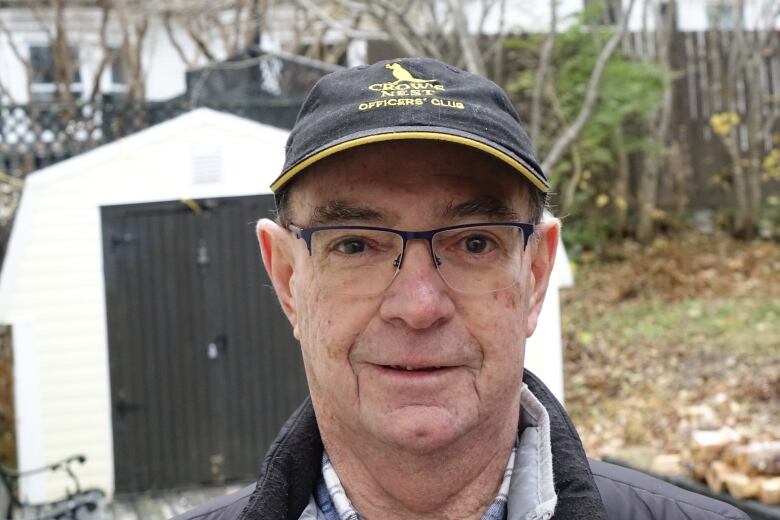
[0,108,571,503]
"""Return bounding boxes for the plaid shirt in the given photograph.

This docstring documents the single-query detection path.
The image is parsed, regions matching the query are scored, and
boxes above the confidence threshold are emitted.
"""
[314,439,518,520]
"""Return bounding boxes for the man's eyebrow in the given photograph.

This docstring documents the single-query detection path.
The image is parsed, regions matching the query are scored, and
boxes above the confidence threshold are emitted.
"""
[307,200,386,226]
[442,197,520,221]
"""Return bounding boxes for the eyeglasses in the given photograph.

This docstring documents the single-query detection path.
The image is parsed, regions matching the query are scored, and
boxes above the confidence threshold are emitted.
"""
[288,222,534,295]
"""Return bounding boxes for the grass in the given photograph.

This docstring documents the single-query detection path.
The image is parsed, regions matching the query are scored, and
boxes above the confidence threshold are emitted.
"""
[560,232,780,463]
[576,297,780,357]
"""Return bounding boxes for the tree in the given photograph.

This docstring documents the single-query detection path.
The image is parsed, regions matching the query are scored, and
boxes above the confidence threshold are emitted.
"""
[708,0,780,238]
[636,0,676,243]
[508,2,664,245]
[316,0,510,76]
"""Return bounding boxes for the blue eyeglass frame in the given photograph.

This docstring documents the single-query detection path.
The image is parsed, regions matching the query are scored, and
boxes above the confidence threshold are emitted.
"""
[287,222,535,268]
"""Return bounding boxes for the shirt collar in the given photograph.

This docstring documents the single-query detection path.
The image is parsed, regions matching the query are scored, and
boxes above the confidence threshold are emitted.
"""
[315,438,519,520]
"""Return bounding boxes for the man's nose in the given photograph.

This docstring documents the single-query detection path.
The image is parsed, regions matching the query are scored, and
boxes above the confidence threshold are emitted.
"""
[379,240,454,329]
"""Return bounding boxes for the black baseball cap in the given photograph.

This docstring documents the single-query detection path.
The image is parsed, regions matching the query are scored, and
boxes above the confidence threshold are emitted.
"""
[271,57,549,193]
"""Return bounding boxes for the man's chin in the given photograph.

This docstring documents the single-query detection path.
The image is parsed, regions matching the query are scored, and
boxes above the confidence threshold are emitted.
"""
[371,404,473,454]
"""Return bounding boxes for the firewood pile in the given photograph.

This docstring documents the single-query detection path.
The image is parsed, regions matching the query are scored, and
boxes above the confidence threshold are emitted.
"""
[685,424,780,505]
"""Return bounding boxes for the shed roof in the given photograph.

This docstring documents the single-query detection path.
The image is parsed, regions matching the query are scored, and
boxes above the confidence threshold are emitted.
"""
[0,107,289,315]
[23,108,288,189]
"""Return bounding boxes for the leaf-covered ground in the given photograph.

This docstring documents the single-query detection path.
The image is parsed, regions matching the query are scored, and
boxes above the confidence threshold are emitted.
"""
[561,233,780,470]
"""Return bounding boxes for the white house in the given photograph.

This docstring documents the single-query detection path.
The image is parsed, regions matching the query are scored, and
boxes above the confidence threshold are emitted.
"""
[0,107,572,502]
[0,2,367,106]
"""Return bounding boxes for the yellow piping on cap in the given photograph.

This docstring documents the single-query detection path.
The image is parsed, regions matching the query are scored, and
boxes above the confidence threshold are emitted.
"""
[270,131,549,193]
[180,198,203,214]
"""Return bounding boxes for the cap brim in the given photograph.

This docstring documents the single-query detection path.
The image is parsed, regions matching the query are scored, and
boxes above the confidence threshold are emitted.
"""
[271,127,549,193]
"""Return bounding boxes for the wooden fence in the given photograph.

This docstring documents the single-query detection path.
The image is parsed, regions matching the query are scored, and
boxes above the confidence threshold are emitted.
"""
[0,98,302,179]
[622,30,780,209]
[0,325,14,469]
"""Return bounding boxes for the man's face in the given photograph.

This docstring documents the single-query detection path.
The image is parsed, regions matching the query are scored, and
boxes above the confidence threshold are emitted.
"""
[259,141,558,455]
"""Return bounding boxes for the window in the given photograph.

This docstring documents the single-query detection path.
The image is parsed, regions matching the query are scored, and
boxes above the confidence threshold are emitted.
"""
[101,47,129,102]
[109,47,126,87]
[707,0,741,31]
[28,44,82,102]
[658,1,677,30]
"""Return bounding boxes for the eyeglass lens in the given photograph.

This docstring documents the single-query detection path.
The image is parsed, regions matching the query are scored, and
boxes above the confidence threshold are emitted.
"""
[307,225,527,295]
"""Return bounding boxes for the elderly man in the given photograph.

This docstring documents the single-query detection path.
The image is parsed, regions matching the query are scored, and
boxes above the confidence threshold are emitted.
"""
[177,59,747,520]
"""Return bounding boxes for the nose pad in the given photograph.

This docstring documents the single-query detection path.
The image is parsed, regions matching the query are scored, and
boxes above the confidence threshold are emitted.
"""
[394,239,441,270]
[380,239,455,328]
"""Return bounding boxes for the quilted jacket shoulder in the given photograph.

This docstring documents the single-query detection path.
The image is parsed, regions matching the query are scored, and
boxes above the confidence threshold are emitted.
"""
[590,459,749,520]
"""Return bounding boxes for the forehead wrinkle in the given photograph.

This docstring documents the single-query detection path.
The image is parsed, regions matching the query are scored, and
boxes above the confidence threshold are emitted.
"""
[442,196,521,222]
[306,200,397,226]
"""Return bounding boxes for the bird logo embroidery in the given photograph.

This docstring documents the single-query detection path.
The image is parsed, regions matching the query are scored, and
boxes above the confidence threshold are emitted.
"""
[385,63,433,84]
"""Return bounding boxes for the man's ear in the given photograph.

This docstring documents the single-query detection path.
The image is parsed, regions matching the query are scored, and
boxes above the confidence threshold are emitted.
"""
[257,218,300,338]
[525,218,560,338]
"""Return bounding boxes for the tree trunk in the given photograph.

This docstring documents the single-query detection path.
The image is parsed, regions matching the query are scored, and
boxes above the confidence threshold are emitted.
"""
[637,0,674,244]
[530,0,556,144]
[668,136,689,216]
[612,123,629,235]
[743,43,765,239]
[637,141,660,243]
[561,144,584,214]
[541,0,637,173]
[447,0,487,76]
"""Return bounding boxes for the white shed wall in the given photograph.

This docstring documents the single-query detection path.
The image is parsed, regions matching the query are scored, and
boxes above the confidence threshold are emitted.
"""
[0,109,288,501]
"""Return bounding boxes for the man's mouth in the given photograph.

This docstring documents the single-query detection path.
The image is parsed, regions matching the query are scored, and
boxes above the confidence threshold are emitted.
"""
[387,365,443,372]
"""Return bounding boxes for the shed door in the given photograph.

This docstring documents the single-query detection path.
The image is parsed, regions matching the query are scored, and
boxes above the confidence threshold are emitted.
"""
[101,195,307,493]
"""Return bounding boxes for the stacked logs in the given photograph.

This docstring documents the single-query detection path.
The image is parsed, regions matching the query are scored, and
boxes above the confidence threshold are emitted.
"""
[687,427,780,505]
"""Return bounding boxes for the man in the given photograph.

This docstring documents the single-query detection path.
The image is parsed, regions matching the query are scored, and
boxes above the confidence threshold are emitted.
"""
[176,58,748,520]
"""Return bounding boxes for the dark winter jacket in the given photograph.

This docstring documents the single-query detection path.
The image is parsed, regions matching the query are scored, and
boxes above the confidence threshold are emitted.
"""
[173,371,749,520]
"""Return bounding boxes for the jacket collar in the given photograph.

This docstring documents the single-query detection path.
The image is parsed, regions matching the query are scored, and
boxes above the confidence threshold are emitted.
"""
[239,370,606,520]
[523,371,607,520]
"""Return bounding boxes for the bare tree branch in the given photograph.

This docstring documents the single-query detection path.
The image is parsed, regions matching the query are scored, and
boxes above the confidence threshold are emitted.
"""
[637,0,675,243]
[114,0,149,101]
[295,0,387,39]
[0,77,16,104]
[163,11,196,68]
[476,0,498,39]
[0,16,33,102]
[232,0,250,54]
[29,2,55,42]
[488,0,508,82]
[530,0,557,144]
[368,0,445,59]
[210,11,233,56]
[89,0,113,102]
[447,0,486,75]
[186,19,218,62]
[541,0,638,173]
[725,0,745,90]
[52,0,75,101]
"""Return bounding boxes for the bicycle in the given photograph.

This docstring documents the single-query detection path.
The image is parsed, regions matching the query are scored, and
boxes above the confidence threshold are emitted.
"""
[0,454,105,519]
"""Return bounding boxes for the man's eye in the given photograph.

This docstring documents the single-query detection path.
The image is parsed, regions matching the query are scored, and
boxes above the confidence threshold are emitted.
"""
[462,234,494,254]
[335,238,366,254]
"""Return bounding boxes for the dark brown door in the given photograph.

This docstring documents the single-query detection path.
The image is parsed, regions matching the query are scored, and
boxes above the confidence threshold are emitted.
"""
[101,195,307,492]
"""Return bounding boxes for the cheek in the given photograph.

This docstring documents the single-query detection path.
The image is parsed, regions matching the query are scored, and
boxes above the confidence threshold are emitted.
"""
[461,288,528,364]
[469,288,527,330]
[293,277,377,367]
